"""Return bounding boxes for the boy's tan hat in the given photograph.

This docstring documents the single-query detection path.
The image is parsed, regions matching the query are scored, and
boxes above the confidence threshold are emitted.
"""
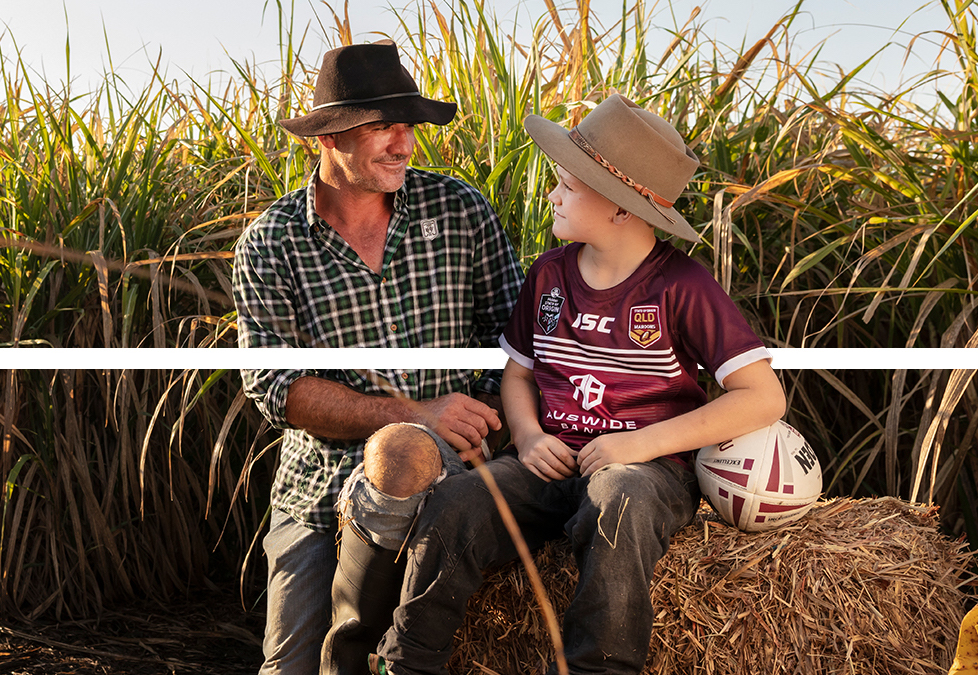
[524,94,701,242]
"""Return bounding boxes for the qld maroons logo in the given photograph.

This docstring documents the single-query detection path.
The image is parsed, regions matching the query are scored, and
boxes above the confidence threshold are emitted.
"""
[537,287,565,335]
[628,305,662,348]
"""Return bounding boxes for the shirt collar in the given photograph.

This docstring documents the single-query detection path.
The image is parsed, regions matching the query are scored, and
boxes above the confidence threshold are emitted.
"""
[304,170,323,236]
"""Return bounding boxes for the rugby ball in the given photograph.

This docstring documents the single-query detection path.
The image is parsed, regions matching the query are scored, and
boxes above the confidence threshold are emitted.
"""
[695,421,822,532]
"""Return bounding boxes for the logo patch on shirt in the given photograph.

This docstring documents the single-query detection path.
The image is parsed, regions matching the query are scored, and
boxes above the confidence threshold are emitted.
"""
[420,219,439,240]
[628,305,662,348]
[537,287,565,335]
[570,373,606,411]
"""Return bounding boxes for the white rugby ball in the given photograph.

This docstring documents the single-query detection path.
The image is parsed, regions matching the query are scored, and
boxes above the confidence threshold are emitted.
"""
[695,421,822,532]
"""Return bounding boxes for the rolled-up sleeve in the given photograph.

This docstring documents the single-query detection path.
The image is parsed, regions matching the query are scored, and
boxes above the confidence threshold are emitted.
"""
[233,205,312,429]
[240,369,313,429]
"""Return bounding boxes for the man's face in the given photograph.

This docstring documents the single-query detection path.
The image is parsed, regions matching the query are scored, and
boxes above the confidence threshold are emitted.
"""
[320,121,417,194]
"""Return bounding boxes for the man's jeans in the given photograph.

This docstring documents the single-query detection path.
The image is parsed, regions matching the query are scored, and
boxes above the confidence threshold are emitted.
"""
[377,454,700,675]
[261,424,464,674]
[260,509,338,675]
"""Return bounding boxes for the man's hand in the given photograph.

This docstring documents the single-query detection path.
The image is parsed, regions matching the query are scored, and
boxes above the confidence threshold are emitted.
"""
[415,393,501,462]
[515,431,578,482]
[577,432,646,477]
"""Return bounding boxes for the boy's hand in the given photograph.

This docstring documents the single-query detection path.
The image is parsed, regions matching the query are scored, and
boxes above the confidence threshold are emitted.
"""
[516,432,578,482]
[578,432,647,476]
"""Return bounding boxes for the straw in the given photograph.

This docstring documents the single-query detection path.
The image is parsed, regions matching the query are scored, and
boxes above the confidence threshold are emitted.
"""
[449,497,976,675]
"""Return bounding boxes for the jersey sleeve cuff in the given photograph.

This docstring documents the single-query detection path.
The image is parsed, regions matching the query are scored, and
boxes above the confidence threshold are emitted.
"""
[499,334,534,370]
[715,346,773,389]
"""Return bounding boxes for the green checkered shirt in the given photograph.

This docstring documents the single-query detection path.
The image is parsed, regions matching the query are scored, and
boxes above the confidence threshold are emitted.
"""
[233,166,523,532]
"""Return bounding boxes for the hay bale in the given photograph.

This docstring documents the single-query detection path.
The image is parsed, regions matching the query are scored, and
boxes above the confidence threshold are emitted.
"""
[450,497,975,675]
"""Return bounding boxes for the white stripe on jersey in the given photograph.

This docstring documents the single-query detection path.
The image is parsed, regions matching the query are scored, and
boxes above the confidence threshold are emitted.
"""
[533,334,683,377]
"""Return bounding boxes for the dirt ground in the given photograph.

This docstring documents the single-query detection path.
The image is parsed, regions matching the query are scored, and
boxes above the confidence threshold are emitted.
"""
[0,586,265,674]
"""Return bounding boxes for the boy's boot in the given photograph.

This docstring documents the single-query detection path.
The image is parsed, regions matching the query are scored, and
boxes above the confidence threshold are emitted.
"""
[321,522,406,675]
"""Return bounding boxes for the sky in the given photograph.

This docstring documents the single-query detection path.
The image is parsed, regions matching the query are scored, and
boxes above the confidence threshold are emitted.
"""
[0,0,959,100]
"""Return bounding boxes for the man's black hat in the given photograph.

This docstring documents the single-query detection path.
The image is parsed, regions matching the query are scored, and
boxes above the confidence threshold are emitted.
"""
[279,40,457,137]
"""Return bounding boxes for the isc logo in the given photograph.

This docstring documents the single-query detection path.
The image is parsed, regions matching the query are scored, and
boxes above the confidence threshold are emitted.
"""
[571,313,614,334]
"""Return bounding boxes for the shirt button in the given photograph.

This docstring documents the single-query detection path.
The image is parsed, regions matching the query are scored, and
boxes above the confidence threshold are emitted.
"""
[401,373,409,381]
[390,324,397,332]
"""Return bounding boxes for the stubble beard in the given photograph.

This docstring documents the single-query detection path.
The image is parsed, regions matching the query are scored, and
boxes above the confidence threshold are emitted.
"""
[349,155,410,195]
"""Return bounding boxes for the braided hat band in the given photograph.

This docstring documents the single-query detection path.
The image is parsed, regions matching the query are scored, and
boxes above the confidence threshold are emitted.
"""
[523,95,700,241]
[568,127,676,224]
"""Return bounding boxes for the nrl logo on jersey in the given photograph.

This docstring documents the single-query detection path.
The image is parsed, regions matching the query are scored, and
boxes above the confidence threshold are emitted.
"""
[628,304,662,348]
[537,287,565,335]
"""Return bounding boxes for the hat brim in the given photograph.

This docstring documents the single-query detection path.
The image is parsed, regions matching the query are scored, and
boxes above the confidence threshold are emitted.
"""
[280,96,457,137]
[524,115,700,242]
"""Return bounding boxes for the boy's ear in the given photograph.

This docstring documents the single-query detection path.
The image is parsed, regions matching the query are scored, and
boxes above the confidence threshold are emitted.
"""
[611,207,633,225]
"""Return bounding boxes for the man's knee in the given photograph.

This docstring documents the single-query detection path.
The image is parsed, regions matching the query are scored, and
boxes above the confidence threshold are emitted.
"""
[364,424,443,498]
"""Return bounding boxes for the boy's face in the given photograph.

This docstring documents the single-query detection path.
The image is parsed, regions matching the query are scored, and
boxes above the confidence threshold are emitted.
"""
[548,165,620,243]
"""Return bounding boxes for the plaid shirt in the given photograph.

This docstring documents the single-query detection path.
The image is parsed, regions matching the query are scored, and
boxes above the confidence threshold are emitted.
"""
[233,166,524,532]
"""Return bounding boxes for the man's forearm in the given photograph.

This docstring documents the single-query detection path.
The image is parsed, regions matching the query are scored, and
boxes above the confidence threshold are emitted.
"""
[284,375,418,440]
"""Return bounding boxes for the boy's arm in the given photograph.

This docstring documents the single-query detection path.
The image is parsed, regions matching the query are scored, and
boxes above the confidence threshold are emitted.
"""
[577,360,786,476]
[502,360,579,482]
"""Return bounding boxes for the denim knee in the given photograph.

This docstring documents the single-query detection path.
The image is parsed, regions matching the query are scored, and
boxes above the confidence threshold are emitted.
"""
[337,424,467,551]
[573,464,649,547]
[569,459,698,553]
[412,469,492,543]
[410,455,543,562]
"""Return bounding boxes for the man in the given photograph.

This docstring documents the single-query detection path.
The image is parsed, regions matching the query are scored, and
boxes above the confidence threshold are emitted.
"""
[231,40,523,675]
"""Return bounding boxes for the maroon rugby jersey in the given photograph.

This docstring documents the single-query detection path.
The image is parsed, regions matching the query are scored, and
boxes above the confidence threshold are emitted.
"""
[500,241,771,454]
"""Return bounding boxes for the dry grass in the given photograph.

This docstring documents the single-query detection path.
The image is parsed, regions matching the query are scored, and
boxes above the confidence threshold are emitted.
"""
[451,497,975,675]
[0,370,278,620]
[0,584,263,673]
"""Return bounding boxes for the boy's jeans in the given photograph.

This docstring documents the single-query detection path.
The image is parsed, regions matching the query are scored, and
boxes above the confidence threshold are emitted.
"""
[377,453,700,675]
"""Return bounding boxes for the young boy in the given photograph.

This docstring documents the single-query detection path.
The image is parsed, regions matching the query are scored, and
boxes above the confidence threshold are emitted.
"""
[372,94,786,675]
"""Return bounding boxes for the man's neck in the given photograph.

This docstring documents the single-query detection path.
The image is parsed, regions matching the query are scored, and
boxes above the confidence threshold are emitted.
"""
[314,172,396,227]
[314,173,397,274]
